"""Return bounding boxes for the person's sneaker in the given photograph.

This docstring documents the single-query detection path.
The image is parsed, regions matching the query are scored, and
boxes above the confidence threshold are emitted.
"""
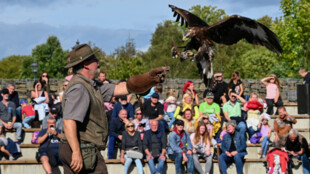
[9,155,14,161]
[16,140,23,145]
[154,172,160,174]
[258,148,262,155]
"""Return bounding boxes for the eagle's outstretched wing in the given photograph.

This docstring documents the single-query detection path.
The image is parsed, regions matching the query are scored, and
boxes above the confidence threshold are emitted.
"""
[206,15,282,54]
[169,4,209,27]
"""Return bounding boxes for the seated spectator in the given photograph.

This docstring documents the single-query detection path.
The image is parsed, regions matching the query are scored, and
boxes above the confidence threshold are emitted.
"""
[58,81,69,102]
[0,84,22,122]
[195,114,218,150]
[182,109,196,134]
[108,109,128,159]
[0,127,14,160]
[285,129,310,174]
[219,120,247,174]
[273,106,296,147]
[133,108,150,140]
[190,122,212,174]
[244,92,264,137]
[199,91,221,137]
[168,120,194,174]
[223,91,246,141]
[164,89,177,128]
[174,93,200,120]
[257,113,272,158]
[42,106,63,131]
[0,89,23,144]
[111,95,134,120]
[212,71,228,106]
[143,93,167,132]
[31,80,49,121]
[143,120,167,174]
[120,121,143,174]
[228,72,244,99]
[183,81,199,105]
[37,117,62,174]
[20,99,35,129]
[98,71,111,84]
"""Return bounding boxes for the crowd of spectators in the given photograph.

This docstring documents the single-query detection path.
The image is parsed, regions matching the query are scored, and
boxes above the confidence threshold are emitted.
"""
[0,68,309,174]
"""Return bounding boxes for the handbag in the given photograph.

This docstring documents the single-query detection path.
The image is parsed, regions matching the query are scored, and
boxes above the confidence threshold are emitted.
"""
[126,147,143,159]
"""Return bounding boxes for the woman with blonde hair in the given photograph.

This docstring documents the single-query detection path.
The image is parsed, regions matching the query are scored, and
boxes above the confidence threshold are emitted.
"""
[190,122,212,174]
[174,93,200,120]
[120,121,143,174]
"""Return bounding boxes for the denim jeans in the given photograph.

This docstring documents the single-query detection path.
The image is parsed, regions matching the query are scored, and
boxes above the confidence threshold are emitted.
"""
[248,126,256,139]
[16,107,22,122]
[236,122,246,141]
[219,152,246,174]
[124,154,143,174]
[0,122,22,140]
[288,153,310,174]
[22,116,35,128]
[158,120,168,132]
[260,137,270,156]
[169,152,194,174]
[147,155,165,174]
[108,136,121,159]
[166,112,175,128]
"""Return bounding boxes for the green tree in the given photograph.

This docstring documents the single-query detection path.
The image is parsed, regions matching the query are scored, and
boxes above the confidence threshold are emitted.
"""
[29,36,69,78]
[0,55,31,78]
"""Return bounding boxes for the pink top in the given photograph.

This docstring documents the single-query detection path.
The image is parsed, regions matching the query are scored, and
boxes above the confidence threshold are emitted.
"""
[260,124,271,137]
[266,84,278,99]
[220,130,227,138]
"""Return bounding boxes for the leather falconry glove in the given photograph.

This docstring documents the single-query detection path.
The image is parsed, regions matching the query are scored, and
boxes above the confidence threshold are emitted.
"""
[127,66,170,94]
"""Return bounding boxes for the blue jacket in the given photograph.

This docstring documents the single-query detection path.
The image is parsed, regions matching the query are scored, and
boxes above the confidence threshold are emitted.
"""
[111,102,134,119]
[221,131,247,155]
[167,130,192,155]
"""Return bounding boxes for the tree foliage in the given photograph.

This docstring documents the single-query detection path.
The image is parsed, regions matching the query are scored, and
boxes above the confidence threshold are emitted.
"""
[0,55,31,78]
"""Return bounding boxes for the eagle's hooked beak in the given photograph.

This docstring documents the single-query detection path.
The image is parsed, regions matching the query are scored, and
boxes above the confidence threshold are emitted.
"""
[183,32,190,42]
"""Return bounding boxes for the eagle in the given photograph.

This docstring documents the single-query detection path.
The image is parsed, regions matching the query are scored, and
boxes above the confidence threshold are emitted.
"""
[169,5,282,89]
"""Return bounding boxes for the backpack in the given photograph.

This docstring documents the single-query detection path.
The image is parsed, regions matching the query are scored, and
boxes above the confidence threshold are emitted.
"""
[31,131,40,144]
[250,132,262,144]
[266,147,289,174]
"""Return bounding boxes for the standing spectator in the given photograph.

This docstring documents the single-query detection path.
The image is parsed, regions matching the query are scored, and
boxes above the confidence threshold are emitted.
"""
[0,89,23,144]
[261,74,283,115]
[273,107,297,147]
[219,120,247,174]
[143,93,167,132]
[98,71,111,84]
[21,99,35,129]
[174,94,200,120]
[164,89,177,128]
[31,80,49,121]
[228,72,244,98]
[120,121,143,174]
[199,91,221,137]
[37,117,62,174]
[244,92,264,137]
[181,109,196,134]
[190,122,212,174]
[257,113,272,158]
[111,95,134,120]
[108,109,129,159]
[143,120,167,174]
[212,71,228,106]
[183,81,199,105]
[133,108,150,140]
[168,120,194,174]
[299,68,310,85]
[223,91,247,141]
[58,81,69,102]
[285,129,310,174]
[42,106,63,131]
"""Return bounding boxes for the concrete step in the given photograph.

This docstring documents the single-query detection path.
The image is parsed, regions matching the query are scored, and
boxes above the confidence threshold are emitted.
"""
[0,159,304,174]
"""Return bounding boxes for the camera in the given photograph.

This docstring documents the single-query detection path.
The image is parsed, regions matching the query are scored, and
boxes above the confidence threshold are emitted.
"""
[50,125,55,130]
[138,123,146,127]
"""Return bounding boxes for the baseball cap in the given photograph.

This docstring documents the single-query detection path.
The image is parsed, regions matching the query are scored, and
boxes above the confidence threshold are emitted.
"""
[151,93,159,98]
[175,119,184,126]
[1,88,9,94]
[20,99,28,104]
[203,91,214,98]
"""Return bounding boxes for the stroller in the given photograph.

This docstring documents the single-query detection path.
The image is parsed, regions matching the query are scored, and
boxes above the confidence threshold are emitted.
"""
[266,147,289,174]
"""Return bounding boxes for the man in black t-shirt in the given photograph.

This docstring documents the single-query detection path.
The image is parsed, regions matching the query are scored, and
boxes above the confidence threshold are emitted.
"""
[212,71,228,106]
[143,93,167,132]
[299,68,310,85]
[285,129,310,174]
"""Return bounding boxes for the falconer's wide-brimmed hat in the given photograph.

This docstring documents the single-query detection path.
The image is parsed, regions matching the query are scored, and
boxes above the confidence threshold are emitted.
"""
[65,44,97,68]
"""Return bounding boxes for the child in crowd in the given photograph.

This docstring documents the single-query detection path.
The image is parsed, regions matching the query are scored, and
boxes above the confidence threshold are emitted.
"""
[164,89,177,128]
[219,122,227,142]
[258,113,272,158]
[261,74,283,115]
[244,92,264,137]
[21,99,35,129]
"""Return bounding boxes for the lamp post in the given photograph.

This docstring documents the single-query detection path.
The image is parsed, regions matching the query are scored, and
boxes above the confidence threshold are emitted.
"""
[30,61,38,80]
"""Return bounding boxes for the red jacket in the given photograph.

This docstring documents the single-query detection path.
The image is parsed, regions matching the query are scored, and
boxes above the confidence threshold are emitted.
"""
[246,100,263,112]
[267,147,289,174]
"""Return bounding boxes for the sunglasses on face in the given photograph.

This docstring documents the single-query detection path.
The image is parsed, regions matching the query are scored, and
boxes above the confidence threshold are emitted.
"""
[42,75,48,77]
[127,125,134,128]
[136,113,142,115]
[202,117,209,120]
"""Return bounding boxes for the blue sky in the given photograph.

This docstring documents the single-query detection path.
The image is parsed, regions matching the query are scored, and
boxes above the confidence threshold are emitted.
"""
[0,0,282,59]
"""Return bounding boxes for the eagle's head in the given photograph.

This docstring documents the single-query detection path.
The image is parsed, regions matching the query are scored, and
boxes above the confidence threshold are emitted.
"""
[183,28,196,41]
